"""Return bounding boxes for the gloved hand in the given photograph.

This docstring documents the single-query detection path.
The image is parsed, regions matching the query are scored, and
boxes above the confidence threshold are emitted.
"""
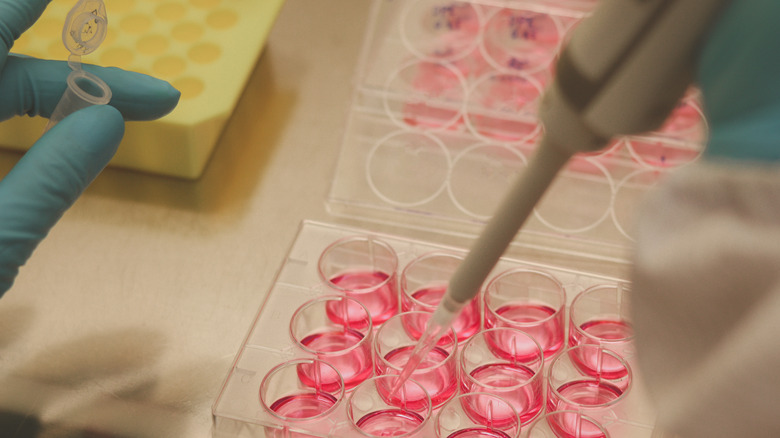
[631,1,780,437]
[0,0,180,295]
[697,0,780,162]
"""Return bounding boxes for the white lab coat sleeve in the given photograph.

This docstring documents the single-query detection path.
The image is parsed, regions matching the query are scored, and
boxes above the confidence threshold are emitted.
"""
[630,160,780,438]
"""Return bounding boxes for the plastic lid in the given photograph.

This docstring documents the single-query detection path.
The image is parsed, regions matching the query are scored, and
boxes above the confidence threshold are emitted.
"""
[62,0,108,57]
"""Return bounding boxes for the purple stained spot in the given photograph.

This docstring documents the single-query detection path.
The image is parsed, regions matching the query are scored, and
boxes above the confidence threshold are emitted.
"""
[510,15,537,40]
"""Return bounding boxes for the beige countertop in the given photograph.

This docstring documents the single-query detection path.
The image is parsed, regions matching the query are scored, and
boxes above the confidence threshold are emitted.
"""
[0,1,630,436]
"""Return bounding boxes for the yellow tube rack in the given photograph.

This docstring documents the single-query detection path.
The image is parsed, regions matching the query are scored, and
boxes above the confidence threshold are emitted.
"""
[0,0,286,179]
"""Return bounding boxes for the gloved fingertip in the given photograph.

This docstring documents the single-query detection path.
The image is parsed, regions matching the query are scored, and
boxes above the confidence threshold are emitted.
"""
[84,66,181,120]
[144,78,181,119]
[0,104,124,298]
[0,57,181,121]
[68,103,125,139]
[44,104,125,174]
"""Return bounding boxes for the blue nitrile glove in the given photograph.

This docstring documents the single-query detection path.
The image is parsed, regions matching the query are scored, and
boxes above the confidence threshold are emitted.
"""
[0,0,180,295]
[631,2,780,437]
[697,0,780,162]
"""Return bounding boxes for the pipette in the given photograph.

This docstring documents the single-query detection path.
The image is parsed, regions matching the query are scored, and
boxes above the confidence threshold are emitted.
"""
[43,0,111,133]
[390,0,732,395]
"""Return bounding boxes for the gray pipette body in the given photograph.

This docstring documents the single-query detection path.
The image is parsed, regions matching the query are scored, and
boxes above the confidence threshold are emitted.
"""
[391,0,731,393]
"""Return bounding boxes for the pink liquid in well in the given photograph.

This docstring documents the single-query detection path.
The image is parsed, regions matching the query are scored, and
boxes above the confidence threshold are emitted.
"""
[485,303,564,358]
[469,112,539,142]
[547,379,624,413]
[404,101,463,130]
[355,408,425,437]
[295,361,344,394]
[269,392,338,420]
[468,75,541,142]
[325,298,372,330]
[405,285,480,341]
[396,311,458,347]
[484,10,560,72]
[299,329,373,390]
[547,412,608,438]
[330,271,398,325]
[421,3,481,59]
[578,319,634,341]
[462,363,542,425]
[447,427,512,438]
[546,381,622,438]
[659,100,703,136]
[628,139,701,168]
[402,62,464,129]
[569,319,633,380]
[378,345,458,407]
[483,326,543,363]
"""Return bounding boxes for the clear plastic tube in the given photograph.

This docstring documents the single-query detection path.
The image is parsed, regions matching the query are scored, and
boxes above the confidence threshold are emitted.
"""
[43,0,110,133]
[388,293,464,396]
[44,69,111,132]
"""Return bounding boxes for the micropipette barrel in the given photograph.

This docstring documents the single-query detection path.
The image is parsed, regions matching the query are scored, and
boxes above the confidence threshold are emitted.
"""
[390,135,575,395]
[388,287,465,395]
[392,0,732,396]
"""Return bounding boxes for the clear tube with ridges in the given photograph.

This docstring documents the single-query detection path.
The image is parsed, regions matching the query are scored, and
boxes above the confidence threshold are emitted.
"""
[43,0,110,133]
